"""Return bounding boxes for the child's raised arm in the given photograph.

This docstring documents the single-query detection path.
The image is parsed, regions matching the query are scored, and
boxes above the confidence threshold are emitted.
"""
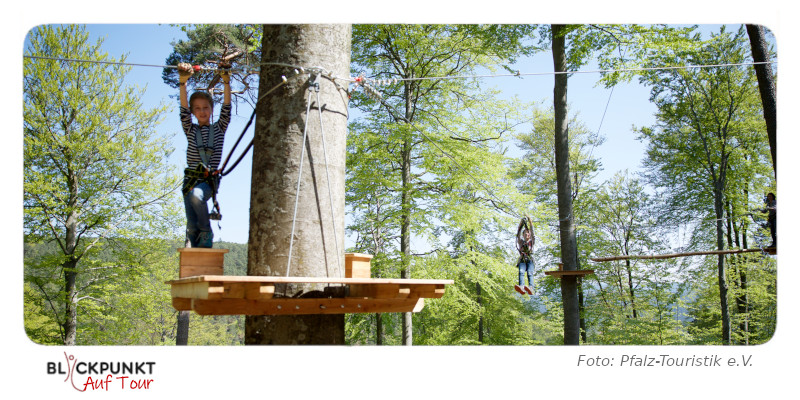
[177,62,194,108]
[219,68,231,105]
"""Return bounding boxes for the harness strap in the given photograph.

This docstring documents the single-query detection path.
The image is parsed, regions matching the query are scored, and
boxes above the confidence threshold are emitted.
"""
[194,123,216,167]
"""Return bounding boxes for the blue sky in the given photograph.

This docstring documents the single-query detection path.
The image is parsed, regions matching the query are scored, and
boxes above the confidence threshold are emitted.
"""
[39,23,684,245]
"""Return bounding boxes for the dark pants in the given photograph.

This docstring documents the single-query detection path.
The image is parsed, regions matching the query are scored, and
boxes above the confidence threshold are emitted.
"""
[768,217,776,247]
[184,181,213,247]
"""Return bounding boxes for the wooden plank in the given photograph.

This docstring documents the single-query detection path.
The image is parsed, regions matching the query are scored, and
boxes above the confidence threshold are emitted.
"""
[222,282,275,300]
[180,253,225,268]
[172,297,192,311]
[544,270,595,278]
[349,283,444,299]
[345,253,373,278]
[408,284,446,299]
[348,284,409,299]
[591,248,773,262]
[171,281,275,300]
[171,281,213,299]
[166,275,453,286]
[179,265,224,278]
[189,297,426,316]
[177,248,230,254]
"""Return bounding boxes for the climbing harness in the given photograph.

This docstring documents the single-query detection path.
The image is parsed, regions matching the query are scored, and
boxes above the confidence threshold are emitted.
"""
[516,216,535,264]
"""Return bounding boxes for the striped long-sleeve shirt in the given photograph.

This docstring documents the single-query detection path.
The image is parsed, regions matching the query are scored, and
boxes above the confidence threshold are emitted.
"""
[181,104,231,171]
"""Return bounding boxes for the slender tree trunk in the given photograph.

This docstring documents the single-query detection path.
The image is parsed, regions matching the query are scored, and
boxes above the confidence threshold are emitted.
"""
[176,236,192,345]
[578,279,586,343]
[63,260,78,345]
[576,236,587,342]
[745,24,777,177]
[477,282,484,343]
[175,312,190,345]
[63,181,79,345]
[376,314,383,345]
[552,24,581,345]
[245,24,351,345]
[731,196,749,344]
[713,183,731,345]
[400,84,413,346]
[625,259,638,319]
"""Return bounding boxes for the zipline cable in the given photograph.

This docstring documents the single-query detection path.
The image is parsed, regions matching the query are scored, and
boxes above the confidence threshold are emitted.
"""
[23,54,775,84]
[27,53,776,233]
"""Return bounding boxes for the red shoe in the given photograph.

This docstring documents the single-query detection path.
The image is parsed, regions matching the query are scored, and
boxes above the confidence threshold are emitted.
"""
[524,286,533,295]
[514,285,525,295]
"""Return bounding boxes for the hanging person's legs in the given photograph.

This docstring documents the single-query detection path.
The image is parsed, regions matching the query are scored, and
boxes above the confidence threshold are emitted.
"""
[769,216,776,248]
[515,261,527,295]
[524,261,534,295]
[184,181,214,248]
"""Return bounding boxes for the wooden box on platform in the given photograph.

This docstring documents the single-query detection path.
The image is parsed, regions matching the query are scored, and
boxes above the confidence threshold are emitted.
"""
[345,253,373,278]
[178,248,229,278]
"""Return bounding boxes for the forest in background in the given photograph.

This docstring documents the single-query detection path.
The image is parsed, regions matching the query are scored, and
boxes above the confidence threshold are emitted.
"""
[23,24,776,346]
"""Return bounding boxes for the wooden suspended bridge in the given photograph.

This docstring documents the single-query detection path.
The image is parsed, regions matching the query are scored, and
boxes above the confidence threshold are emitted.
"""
[590,247,776,263]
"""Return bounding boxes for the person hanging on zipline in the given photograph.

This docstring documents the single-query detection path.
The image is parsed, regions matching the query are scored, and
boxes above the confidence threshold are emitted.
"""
[515,217,535,295]
[177,62,231,248]
[763,192,776,248]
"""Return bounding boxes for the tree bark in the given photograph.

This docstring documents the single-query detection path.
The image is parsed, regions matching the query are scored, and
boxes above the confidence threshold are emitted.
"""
[552,24,581,345]
[176,236,192,345]
[63,260,78,345]
[63,178,79,345]
[713,182,731,345]
[477,281,484,343]
[400,81,413,346]
[745,24,777,177]
[245,24,351,345]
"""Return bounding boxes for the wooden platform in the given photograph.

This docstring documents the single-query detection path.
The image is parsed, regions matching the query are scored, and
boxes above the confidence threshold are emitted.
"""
[167,275,454,316]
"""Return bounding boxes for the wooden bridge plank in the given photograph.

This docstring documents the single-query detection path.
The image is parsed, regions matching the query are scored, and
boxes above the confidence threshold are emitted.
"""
[544,270,595,278]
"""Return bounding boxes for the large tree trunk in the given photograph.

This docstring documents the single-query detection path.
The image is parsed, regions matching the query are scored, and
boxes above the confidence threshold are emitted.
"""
[745,24,777,177]
[245,24,351,345]
[551,24,581,345]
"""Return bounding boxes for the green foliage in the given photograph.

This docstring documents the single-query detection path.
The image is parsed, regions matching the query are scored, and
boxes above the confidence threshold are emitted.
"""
[24,238,247,345]
[346,24,542,344]
[632,25,775,344]
[162,24,261,106]
[24,283,62,345]
[24,24,181,345]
